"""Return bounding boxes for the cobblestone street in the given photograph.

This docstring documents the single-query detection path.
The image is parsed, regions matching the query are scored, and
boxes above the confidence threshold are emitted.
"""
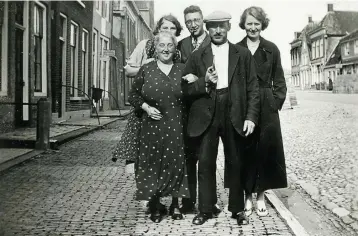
[0,120,293,235]
[280,91,358,232]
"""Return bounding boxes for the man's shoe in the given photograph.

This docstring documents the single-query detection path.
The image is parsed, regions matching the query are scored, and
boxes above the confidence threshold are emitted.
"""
[212,204,221,218]
[235,212,249,226]
[192,212,212,225]
[149,210,165,223]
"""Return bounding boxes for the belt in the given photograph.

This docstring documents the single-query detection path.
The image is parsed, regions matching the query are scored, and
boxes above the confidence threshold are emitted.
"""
[259,80,272,88]
[216,87,228,95]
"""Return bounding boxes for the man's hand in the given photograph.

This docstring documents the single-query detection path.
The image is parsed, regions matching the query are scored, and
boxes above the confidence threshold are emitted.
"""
[182,74,199,83]
[243,120,255,137]
[144,58,155,64]
[205,66,218,83]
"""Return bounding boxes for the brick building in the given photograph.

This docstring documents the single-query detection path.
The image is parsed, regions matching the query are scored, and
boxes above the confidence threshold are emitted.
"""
[112,0,154,107]
[0,1,52,132]
[50,1,94,121]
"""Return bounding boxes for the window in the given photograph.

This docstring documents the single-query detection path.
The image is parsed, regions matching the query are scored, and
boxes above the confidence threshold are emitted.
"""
[315,40,319,58]
[320,39,323,58]
[312,41,316,59]
[81,29,88,95]
[93,30,98,88]
[96,1,100,10]
[0,2,8,96]
[355,40,358,54]
[345,42,350,56]
[100,37,109,97]
[102,0,109,19]
[34,2,47,96]
[70,22,78,96]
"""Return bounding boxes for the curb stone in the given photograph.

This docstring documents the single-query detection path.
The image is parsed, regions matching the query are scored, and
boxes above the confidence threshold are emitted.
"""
[294,179,358,233]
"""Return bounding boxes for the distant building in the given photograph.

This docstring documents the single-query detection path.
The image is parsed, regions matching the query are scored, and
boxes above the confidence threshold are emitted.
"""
[112,0,154,107]
[290,3,358,90]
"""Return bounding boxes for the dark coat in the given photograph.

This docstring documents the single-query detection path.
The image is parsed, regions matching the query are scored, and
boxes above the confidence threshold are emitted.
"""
[235,36,288,192]
[182,42,260,138]
[177,33,211,63]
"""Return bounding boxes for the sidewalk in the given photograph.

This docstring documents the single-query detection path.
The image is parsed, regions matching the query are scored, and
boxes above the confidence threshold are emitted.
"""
[0,109,131,172]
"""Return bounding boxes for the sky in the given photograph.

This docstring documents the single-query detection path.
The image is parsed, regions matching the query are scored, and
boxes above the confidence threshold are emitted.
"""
[154,0,358,70]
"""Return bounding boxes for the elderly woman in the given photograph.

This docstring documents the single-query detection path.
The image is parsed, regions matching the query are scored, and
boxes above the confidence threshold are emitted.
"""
[114,14,182,165]
[236,6,287,217]
[129,31,189,223]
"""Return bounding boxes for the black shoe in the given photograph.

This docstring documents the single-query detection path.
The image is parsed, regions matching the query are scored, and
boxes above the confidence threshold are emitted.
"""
[149,209,165,223]
[235,212,249,226]
[192,212,212,225]
[169,205,183,220]
[179,203,196,214]
[212,204,221,218]
[146,202,166,215]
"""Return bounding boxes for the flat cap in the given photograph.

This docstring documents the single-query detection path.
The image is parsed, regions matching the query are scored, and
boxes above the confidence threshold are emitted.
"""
[204,11,232,23]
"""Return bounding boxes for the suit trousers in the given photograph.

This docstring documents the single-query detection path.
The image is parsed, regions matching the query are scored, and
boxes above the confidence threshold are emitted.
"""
[197,90,245,213]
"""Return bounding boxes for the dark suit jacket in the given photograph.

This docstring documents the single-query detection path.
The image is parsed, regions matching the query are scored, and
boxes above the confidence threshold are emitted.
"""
[178,33,211,63]
[183,42,260,137]
[237,37,287,110]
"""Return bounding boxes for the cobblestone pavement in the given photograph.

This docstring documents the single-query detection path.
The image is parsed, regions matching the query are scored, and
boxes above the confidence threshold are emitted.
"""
[280,91,358,232]
[0,120,293,236]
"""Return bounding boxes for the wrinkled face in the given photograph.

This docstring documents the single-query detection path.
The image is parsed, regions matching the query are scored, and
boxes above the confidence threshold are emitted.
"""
[184,12,204,37]
[155,35,176,63]
[244,14,262,40]
[207,21,231,45]
[159,19,177,36]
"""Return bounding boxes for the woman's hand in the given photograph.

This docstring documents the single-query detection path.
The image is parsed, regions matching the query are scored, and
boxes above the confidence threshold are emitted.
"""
[142,103,163,120]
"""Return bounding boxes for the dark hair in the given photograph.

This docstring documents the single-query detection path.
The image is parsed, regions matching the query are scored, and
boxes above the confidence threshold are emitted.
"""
[183,5,203,16]
[153,14,183,37]
[239,6,270,31]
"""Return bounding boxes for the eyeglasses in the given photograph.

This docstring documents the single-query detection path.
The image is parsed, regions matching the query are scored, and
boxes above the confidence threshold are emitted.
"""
[185,18,202,26]
[157,43,175,51]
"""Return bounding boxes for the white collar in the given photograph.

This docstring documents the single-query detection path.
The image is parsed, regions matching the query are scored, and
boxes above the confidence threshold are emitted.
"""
[192,31,207,42]
[211,41,229,49]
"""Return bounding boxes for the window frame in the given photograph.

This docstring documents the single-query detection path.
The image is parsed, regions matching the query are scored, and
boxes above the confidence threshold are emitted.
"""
[81,29,89,96]
[70,21,79,97]
[33,1,47,96]
[0,1,8,96]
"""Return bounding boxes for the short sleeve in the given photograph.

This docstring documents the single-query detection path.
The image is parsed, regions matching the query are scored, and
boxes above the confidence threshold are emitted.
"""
[125,39,149,68]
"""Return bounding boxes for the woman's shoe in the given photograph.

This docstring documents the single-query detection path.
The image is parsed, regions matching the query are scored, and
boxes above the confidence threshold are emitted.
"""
[256,207,268,217]
[244,207,253,217]
[150,210,164,223]
[169,205,183,220]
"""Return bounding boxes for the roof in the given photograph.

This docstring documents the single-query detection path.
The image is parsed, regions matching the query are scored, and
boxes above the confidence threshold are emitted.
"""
[320,11,358,35]
[339,29,358,43]
[325,42,341,66]
[290,21,319,44]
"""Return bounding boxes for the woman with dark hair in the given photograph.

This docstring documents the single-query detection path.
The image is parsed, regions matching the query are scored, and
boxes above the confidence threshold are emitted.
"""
[236,6,287,217]
[129,31,189,223]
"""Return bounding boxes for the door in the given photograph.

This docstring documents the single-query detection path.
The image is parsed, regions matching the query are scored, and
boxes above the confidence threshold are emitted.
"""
[14,1,29,126]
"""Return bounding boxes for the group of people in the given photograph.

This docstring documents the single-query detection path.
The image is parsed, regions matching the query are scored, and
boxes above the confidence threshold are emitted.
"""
[113,5,287,226]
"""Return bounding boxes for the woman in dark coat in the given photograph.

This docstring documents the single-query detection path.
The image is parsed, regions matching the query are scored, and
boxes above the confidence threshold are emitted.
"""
[237,6,287,217]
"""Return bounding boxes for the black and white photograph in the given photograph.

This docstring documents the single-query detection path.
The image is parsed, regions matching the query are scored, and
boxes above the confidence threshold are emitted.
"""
[0,0,358,235]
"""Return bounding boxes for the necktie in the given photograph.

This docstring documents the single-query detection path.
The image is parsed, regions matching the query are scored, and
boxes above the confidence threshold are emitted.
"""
[192,38,198,51]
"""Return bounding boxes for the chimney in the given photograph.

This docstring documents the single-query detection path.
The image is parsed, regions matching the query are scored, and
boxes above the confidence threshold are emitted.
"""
[308,16,312,23]
[328,3,334,12]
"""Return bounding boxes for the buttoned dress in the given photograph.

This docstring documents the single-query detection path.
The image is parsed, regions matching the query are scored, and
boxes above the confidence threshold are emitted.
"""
[129,61,190,200]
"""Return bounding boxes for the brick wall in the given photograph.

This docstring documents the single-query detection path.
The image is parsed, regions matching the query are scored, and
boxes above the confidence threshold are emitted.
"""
[57,1,94,113]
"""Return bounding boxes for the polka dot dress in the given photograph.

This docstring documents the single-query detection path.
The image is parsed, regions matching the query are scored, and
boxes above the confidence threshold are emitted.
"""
[113,38,181,164]
[129,61,190,201]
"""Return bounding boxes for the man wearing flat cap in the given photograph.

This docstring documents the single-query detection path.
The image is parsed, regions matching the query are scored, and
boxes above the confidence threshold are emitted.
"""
[182,10,260,226]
